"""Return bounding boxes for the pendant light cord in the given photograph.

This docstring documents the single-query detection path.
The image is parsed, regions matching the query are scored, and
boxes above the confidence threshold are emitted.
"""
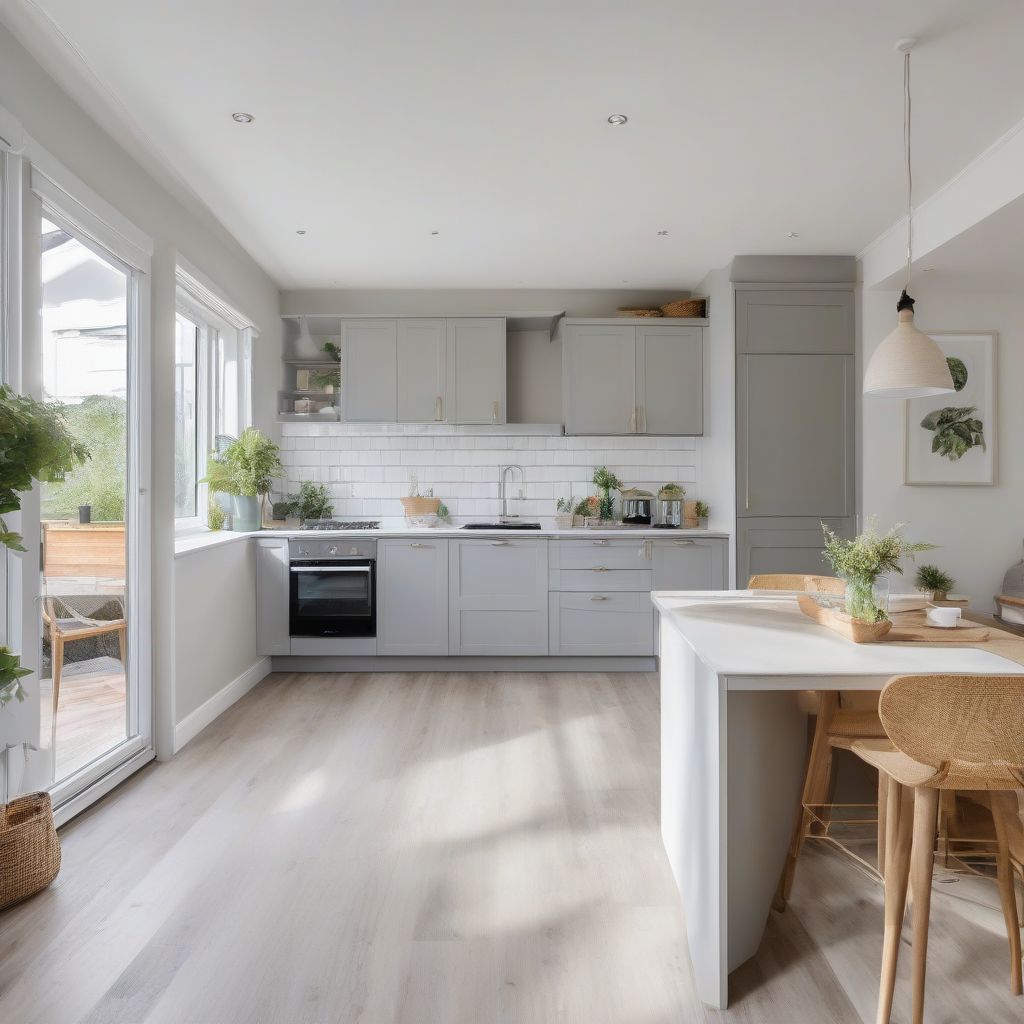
[904,49,913,292]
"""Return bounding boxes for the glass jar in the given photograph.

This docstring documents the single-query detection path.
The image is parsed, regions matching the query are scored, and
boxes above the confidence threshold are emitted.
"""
[845,574,890,623]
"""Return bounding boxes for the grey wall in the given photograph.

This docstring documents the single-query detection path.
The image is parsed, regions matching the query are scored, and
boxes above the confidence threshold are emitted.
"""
[0,23,279,763]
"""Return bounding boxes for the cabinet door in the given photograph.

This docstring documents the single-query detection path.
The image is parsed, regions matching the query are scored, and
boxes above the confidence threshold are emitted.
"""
[449,539,548,654]
[549,592,655,656]
[636,325,703,435]
[737,517,854,587]
[447,318,506,424]
[563,324,637,435]
[736,290,854,355]
[653,538,727,591]
[255,538,290,656]
[397,319,447,423]
[341,319,397,421]
[377,539,449,655]
[737,353,854,518]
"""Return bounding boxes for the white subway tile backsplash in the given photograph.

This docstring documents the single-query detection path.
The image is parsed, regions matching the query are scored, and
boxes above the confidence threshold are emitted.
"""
[279,424,701,519]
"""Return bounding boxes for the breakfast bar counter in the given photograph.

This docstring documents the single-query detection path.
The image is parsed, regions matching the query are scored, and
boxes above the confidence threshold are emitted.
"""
[652,590,1024,1009]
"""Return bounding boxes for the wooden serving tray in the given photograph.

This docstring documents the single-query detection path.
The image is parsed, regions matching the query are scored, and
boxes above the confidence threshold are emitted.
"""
[797,596,991,644]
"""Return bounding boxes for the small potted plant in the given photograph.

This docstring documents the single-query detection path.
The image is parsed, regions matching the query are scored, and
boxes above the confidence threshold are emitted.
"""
[202,428,283,532]
[822,519,934,623]
[694,500,710,528]
[574,495,599,528]
[916,564,955,602]
[280,481,334,523]
[592,466,621,522]
[555,496,574,530]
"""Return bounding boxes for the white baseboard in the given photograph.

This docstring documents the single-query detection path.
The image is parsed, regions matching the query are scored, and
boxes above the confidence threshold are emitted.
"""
[173,657,271,753]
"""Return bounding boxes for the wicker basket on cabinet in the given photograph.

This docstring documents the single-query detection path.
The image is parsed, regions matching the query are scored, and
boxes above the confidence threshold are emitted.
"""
[660,298,706,318]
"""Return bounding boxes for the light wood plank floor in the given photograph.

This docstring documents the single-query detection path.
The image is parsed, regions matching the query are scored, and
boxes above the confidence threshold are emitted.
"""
[1,672,1020,1023]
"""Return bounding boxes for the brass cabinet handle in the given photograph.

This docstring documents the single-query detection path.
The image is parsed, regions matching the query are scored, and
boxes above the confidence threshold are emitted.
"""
[490,540,509,546]
[592,566,609,572]
[590,595,608,601]
[492,400,500,423]
[629,406,637,432]
[592,539,608,546]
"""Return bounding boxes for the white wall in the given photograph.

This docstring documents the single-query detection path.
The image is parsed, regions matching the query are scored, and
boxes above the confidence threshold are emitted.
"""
[0,23,279,769]
[173,541,266,751]
[862,282,1023,607]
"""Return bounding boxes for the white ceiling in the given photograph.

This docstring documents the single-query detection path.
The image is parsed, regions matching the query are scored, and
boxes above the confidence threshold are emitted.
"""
[6,0,1024,290]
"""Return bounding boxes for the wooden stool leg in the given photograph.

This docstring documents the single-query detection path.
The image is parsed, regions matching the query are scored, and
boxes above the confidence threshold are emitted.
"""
[909,788,939,1024]
[117,625,127,665]
[877,770,888,878]
[777,692,839,908]
[878,779,913,1024]
[991,792,1023,996]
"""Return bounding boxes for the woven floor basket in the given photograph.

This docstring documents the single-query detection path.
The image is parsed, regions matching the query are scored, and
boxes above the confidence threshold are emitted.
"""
[0,792,61,911]
[660,298,707,318]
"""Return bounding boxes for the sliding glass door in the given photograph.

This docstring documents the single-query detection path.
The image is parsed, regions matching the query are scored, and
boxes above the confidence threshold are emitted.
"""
[36,207,150,802]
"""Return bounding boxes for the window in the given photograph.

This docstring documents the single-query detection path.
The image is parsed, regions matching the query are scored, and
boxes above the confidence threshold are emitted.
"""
[174,269,254,530]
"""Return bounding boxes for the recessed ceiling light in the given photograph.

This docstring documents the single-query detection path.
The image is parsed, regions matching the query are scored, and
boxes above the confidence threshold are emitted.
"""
[295,229,307,235]
[657,230,669,236]
[231,112,254,124]
[922,266,936,272]
[607,114,628,126]
[787,231,799,238]
[430,230,440,236]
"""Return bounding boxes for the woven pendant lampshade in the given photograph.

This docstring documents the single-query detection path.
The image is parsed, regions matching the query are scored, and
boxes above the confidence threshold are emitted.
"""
[863,291,954,398]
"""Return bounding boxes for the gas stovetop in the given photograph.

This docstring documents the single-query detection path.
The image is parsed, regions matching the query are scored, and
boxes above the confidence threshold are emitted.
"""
[300,520,380,531]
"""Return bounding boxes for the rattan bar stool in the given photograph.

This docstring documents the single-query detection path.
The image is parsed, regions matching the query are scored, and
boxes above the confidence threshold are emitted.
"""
[747,574,889,905]
[853,674,1024,1024]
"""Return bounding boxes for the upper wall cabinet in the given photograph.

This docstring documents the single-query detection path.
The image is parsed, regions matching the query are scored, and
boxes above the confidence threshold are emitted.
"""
[562,319,704,436]
[447,318,506,424]
[340,316,506,424]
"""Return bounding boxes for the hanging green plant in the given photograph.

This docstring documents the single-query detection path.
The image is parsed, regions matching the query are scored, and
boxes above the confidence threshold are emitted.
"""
[946,356,968,392]
[920,406,985,461]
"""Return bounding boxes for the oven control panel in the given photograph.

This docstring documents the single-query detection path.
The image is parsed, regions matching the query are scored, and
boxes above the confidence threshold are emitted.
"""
[289,538,377,560]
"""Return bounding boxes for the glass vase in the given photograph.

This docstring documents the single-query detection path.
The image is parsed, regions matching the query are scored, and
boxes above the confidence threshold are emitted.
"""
[844,574,890,623]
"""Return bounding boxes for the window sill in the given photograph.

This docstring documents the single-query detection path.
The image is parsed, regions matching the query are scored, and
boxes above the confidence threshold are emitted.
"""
[174,529,255,558]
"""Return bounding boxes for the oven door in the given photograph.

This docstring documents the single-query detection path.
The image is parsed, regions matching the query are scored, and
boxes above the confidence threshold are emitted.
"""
[289,559,376,638]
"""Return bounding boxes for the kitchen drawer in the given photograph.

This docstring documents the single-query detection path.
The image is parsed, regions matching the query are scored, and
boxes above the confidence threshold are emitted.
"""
[549,592,656,656]
[554,538,651,571]
[556,568,653,592]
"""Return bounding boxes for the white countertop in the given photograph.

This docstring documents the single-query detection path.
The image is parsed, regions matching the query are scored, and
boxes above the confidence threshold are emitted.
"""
[652,591,1022,681]
[262,522,731,540]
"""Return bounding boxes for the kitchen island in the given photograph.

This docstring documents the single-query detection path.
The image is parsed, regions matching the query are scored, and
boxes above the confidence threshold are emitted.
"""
[652,590,1024,1010]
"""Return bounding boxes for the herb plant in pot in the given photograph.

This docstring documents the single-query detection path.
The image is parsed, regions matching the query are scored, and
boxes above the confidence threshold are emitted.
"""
[822,519,934,624]
[916,564,955,602]
[555,497,574,530]
[202,429,283,532]
[592,466,621,522]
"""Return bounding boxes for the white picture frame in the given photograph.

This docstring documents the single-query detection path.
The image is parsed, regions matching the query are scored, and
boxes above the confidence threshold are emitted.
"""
[903,331,996,486]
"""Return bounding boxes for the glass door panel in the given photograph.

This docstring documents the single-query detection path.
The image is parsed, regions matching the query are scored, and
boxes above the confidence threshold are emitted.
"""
[38,216,131,785]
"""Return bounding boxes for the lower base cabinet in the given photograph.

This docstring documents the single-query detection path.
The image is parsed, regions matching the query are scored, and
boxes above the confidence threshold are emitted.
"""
[377,538,449,655]
[549,591,656,656]
[449,538,548,655]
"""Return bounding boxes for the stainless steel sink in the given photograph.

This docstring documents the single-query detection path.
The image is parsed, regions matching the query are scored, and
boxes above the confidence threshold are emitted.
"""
[459,522,542,530]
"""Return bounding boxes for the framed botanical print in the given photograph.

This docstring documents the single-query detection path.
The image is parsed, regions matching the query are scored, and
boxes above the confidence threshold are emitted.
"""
[903,331,996,486]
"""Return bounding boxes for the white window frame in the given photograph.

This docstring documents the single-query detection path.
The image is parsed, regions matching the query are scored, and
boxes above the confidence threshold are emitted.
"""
[174,262,256,536]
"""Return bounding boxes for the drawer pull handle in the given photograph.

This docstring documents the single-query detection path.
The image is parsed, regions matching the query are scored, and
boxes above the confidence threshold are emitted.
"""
[410,542,427,548]
[673,540,695,546]
[491,540,509,546]
[592,540,608,546]
[592,566,609,572]
[590,595,608,601]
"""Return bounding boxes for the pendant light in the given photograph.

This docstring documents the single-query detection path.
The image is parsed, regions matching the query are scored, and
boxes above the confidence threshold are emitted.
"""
[863,40,954,399]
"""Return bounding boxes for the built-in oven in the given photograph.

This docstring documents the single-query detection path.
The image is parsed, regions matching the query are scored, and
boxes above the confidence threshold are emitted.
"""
[288,538,376,639]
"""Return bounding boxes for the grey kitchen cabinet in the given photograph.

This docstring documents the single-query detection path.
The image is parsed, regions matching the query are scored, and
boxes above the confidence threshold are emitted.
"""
[549,591,655,656]
[736,290,854,355]
[563,324,637,434]
[341,319,398,421]
[255,537,290,656]
[635,324,703,435]
[652,537,728,591]
[449,538,548,654]
[736,352,854,518]
[563,320,704,435]
[732,270,857,588]
[737,517,854,584]
[377,538,449,655]
[397,319,447,423]
[447,318,506,424]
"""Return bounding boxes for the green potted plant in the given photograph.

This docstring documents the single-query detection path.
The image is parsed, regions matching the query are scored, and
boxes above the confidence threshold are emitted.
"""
[592,466,621,522]
[694,500,710,528]
[822,519,934,623]
[202,428,283,532]
[916,564,955,602]
[572,496,596,528]
[279,481,334,523]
